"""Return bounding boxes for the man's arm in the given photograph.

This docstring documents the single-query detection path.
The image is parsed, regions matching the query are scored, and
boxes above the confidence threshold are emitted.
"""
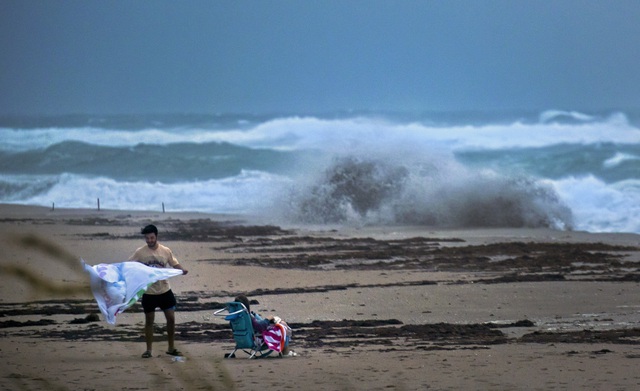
[165,246,187,274]
[128,247,139,261]
[173,263,188,275]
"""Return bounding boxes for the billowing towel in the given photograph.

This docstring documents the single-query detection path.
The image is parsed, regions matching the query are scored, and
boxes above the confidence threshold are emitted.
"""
[83,260,183,324]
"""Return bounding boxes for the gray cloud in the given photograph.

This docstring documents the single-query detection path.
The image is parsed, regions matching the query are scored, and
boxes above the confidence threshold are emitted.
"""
[1,0,639,115]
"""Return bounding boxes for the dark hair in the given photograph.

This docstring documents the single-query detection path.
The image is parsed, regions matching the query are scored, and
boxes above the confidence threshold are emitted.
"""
[141,224,158,235]
[234,295,251,312]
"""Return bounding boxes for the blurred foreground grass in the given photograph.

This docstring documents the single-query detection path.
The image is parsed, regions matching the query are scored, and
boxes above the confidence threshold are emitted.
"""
[0,233,88,297]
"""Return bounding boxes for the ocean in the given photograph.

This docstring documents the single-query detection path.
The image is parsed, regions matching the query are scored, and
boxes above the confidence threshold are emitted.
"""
[1,110,639,234]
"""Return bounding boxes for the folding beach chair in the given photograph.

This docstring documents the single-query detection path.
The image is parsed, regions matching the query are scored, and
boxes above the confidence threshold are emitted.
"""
[213,301,273,359]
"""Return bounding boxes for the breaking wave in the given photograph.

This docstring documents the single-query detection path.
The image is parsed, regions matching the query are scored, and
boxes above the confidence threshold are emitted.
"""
[281,155,573,229]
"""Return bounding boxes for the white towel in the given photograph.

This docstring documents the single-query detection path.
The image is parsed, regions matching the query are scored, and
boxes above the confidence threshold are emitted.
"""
[83,260,183,324]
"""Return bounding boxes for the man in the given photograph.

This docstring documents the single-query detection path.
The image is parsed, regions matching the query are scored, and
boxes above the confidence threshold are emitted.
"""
[129,224,188,358]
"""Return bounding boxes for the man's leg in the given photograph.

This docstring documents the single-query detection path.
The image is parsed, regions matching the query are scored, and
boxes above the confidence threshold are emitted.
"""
[164,308,176,352]
[144,311,155,353]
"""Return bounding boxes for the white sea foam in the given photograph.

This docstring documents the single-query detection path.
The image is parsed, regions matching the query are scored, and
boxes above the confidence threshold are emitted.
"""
[13,171,290,214]
[603,152,640,168]
[7,169,637,233]
[539,110,597,123]
[553,176,640,233]
[1,111,638,153]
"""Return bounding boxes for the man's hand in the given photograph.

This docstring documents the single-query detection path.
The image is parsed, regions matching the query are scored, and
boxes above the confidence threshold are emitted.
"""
[175,265,188,275]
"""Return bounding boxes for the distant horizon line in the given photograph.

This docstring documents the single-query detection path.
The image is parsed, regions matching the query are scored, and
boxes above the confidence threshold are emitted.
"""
[1,106,638,118]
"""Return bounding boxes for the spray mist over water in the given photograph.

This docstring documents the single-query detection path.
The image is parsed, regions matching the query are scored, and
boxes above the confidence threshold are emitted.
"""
[250,116,578,229]
[280,152,574,229]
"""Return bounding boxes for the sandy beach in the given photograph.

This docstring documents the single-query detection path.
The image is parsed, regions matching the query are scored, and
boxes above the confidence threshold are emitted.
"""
[2,203,640,390]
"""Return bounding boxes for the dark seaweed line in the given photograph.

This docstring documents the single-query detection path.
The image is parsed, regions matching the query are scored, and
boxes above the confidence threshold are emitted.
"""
[4,317,640,349]
[2,272,638,318]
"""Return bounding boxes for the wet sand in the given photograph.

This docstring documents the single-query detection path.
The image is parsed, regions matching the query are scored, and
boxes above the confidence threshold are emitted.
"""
[1,204,640,390]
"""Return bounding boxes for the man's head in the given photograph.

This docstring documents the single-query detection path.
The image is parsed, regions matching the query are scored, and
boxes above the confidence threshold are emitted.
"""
[141,224,158,248]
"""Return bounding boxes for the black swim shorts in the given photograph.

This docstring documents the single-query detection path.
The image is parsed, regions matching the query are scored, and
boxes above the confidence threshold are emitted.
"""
[141,289,177,313]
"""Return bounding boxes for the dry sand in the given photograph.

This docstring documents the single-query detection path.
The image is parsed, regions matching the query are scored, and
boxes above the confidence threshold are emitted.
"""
[1,203,640,390]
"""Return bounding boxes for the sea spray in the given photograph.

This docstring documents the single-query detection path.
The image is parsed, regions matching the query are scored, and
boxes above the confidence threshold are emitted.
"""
[282,155,573,229]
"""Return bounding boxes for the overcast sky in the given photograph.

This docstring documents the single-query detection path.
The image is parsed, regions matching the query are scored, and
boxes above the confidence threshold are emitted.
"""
[1,0,639,115]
